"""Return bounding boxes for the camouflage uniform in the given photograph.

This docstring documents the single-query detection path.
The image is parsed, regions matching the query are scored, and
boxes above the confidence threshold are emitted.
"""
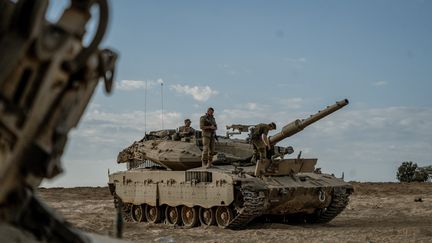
[250,123,271,161]
[200,112,217,167]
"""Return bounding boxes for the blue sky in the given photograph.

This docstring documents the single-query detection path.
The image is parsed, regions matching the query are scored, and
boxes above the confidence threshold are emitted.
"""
[43,0,432,187]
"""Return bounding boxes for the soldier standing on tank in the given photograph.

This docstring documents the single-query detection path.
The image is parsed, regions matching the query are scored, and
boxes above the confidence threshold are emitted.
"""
[200,107,217,168]
[250,122,276,176]
[178,118,196,137]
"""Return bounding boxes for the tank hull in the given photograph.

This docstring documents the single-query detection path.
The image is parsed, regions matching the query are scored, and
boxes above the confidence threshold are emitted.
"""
[108,162,352,228]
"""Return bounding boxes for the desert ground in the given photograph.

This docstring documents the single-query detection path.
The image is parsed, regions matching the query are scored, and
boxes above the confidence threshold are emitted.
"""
[37,182,432,243]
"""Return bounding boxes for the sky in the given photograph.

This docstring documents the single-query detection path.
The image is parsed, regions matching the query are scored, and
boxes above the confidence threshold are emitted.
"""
[43,0,432,187]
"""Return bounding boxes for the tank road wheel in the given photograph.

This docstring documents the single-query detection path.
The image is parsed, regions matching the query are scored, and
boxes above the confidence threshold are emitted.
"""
[145,205,162,223]
[199,207,215,226]
[165,206,181,226]
[181,206,198,228]
[215,206,234,228]
[131,204,145,222]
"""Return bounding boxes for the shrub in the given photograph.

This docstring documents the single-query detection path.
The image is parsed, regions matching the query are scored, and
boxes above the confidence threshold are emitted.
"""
[397,161,429,182]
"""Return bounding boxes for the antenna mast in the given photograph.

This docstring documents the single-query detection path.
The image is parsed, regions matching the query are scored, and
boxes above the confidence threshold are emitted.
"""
[161,81,164,129]
[144,80,147,134]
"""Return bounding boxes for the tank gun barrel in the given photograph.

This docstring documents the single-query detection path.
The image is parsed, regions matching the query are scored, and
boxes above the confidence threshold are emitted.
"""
[269,99,349,145]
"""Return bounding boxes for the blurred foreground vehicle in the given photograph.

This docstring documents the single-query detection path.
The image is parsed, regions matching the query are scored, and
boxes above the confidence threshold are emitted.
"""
[0,0,123,242]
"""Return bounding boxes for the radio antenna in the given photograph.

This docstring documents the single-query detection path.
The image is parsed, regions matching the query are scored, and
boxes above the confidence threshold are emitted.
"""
[144,80,147,134]
[161,81,164,129]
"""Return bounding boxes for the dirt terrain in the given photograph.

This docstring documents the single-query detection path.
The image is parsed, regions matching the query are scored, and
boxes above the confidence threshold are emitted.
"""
[37,182,432,243]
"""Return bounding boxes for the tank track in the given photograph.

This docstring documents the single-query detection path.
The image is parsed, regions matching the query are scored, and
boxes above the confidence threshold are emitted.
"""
[113,193,133,222]
[307,187,351,223]
[227,187,267,229]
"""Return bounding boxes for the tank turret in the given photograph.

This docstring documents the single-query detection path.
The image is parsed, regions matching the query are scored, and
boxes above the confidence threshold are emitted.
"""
[269,99,349,145]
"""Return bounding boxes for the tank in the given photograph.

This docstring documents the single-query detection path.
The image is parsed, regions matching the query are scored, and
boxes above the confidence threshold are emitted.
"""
[108,99,353,229]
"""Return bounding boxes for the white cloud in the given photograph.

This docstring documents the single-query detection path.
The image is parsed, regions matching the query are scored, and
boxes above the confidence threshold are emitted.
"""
[285,57,307,63]
[283,57,307,69]
[312,106,432,139]
[60,107,183,172]
[84,109,181,132]
[117,79,165,91]
[156,78,164,85]
[246,102,258,110]
[218,64,252,76]
[277,97,303,109]
[218,109,268,122]
[372,80,388,86]
[276,106,432,182]
[170,84,218,102]
[117,80,146,90]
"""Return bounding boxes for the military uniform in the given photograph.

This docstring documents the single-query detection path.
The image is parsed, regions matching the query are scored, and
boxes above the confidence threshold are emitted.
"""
[250,123,271,161]
[200,113,217,167]
[178,125,196,137]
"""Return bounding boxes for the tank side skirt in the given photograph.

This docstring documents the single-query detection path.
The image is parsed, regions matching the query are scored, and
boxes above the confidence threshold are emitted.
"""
[109,171,235,208]
[158,183,234,208]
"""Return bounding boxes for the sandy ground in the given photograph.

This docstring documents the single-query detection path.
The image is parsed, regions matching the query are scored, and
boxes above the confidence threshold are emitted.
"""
[37,182,432,243]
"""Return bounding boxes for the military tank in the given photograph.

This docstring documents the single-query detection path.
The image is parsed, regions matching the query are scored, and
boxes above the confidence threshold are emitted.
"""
[108,99,352,229]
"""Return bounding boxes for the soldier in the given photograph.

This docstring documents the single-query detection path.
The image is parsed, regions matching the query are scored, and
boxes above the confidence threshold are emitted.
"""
[250,122,277,176]
[200,107,217,168]
[178,119,196,137]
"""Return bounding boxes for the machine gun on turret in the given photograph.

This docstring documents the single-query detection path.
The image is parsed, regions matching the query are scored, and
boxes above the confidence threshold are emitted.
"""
[225,124,253,138]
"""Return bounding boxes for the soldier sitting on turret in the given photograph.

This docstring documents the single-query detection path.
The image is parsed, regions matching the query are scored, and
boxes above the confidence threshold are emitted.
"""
[177,119,196,138]
[250,122,277,176]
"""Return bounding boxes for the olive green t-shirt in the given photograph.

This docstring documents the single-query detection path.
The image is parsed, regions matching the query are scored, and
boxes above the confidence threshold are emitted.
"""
[200,114,217,137]
[251,123,270,141]
[178,126,196,137]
